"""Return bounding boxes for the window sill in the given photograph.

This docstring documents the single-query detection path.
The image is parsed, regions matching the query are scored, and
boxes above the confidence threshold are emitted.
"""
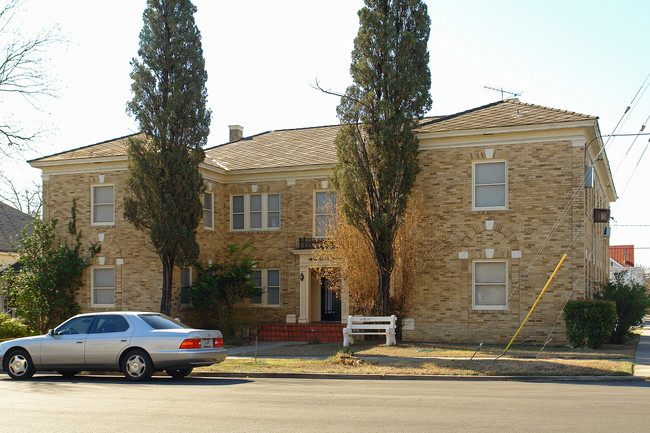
[472,306,508,311]
[91,304,115,309]
[231,228,281,233]
[471,207,508,212]
[250,304,282,308]
[91,222,115,227]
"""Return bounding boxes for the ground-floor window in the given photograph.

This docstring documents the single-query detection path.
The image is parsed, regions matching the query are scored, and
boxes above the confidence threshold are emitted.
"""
[251,269,280,306]
[472,260,507,310]
[180,267,193,306]
[92,267,115,307]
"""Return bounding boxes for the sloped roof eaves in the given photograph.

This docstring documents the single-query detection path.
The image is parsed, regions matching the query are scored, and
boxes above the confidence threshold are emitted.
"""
[205,125,340,171]
[28,133,140,165]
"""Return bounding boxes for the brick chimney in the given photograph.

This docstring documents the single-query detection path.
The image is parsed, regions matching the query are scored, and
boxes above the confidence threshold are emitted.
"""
[229,125,243,142]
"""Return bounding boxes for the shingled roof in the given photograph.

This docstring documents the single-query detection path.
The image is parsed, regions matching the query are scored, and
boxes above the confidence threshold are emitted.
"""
[0,202,33,253]
[29,100,598,171]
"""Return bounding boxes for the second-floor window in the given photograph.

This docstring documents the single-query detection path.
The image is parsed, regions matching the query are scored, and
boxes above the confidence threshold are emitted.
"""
[473,161,507,210]
[231,194,281,231]
[92,185,115,225]
[204,192,214,229]
[314,191,337,237]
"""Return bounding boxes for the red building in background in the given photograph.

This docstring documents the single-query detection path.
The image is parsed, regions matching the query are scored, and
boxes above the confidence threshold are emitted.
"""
[610,245,635,267]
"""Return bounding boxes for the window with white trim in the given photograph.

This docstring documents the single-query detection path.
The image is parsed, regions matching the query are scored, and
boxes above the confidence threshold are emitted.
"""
[92,185,115,224]
[180,267,193,306]
[92,267,115,307]
[473,260,507,310]
[231,194,281,231]
[314,191,337,237]
[203,192,214,229]
[250,269,280,306]
[473,161,506,210]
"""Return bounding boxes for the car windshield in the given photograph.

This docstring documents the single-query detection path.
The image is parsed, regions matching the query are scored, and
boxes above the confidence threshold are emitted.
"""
[138,314,191,329]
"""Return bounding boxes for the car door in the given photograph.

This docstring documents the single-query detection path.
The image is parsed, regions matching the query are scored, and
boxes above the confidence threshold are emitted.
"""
[84,314,133,368]
[39,316,96,369]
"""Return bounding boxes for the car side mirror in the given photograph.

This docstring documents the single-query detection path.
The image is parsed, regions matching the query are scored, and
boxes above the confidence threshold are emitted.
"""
[48,329,55,336]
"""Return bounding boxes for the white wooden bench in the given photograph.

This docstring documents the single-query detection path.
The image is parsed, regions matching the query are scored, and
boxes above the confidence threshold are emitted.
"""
[343,315,397,347]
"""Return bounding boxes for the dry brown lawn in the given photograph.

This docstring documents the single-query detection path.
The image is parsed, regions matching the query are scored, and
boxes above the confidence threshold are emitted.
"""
[199,337,638,377]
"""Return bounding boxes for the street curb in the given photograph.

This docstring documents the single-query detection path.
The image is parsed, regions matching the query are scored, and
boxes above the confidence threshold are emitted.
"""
[192,371,643,382]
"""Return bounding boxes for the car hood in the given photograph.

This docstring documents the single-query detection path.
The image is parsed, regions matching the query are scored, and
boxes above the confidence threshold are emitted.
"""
[0,334,47,349]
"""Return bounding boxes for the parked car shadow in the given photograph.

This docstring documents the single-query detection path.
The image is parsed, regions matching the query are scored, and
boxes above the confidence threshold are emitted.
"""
[1,373,252,387]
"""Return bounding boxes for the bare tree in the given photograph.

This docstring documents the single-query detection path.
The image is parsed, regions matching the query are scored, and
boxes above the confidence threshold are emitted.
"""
[0,0,62,155]
[0,173,41,217]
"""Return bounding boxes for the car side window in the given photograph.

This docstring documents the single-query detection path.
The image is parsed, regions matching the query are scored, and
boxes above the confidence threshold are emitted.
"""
[90,315,130,334]
[55,316,95,335]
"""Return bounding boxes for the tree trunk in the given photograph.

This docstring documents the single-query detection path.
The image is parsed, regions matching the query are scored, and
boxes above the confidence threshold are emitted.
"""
[377,265,392,316]
[160,255,175,316]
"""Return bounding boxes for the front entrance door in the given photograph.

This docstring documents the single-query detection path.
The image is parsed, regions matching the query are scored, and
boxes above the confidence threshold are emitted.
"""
[320,276,341,322]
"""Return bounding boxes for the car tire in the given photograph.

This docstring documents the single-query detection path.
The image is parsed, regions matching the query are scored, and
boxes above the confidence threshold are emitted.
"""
[166,367,193,379]
[5,349,36,380]
[58,370,81,378]
[121,349,154,382]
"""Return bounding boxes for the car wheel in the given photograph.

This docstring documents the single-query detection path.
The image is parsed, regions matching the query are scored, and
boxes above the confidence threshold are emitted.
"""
[166,367,193,379]
[5,349,36,380]
[58,370,81,378]
[121,349,154,382]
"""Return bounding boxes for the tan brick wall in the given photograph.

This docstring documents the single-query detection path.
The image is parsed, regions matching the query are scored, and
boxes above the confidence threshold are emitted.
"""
[39,131,611,344]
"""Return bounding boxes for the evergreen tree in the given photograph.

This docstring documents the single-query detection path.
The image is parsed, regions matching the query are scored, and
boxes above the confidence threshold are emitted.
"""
[333,0,432,315]
[125,0,211,315]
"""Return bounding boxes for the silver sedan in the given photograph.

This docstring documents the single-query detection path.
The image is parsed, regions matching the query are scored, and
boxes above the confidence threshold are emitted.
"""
[0,311,227,381]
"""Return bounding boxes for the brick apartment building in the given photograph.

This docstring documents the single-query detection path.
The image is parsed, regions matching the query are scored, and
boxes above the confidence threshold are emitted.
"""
[29,100,616,344]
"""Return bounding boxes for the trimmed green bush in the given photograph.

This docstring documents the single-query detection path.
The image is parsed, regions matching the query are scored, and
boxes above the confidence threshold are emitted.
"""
[0,313,30,339]
[563,300,616,348]
[595,271,650,344]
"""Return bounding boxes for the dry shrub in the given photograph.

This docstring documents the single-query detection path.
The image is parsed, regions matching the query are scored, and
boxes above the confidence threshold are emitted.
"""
[313,197,447,321]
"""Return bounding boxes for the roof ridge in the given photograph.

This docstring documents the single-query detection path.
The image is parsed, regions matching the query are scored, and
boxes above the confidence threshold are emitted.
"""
[28,132,142,163]
[504,99,597,119]
[205,123,342,150]
[419,100,505,127]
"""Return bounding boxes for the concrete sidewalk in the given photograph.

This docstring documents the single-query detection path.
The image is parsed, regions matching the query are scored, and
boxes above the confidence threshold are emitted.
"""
[633,316,650,378]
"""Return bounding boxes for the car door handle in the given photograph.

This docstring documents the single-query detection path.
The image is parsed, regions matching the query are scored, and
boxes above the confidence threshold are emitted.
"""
[121,339,127,342]
[76,341,83,344]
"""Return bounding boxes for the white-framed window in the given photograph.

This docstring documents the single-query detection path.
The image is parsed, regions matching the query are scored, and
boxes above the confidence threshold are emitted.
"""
[472,260,507,310]
[203,192,214,229]
[180,267,193,306]
[250,269,280,306]
[472,161,507,210]
[314,191,337,237]
[92,267,115,307]
[92,185,115,225]
[231,194,281,231]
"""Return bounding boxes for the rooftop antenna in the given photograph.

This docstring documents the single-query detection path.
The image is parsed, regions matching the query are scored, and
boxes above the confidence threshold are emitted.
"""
[484,85,522,100]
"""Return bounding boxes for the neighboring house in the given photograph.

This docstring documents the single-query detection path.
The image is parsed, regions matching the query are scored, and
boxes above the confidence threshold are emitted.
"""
[610,245,645,285]
[28,100,616,344]
[0,201,34,313]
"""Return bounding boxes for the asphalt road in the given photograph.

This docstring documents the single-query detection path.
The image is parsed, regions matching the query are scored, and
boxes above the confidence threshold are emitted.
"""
[1,375,649,432]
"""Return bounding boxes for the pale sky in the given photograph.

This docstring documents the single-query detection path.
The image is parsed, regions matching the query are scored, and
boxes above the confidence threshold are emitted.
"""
[3,0,650,265]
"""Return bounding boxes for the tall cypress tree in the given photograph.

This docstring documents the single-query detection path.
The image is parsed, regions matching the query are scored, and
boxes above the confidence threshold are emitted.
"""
[125,0,211,315]
[333,0,432,315]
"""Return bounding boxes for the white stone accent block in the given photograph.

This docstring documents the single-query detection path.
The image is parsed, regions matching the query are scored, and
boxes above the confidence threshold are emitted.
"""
[512,250,522,259]
[458,251,469,259]
[485,149,494,159]
[485,220,494,230]
[485,248,495,258]
[402,318,415,331]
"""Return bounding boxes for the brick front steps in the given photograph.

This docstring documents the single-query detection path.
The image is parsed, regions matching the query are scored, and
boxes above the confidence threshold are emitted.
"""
[256,323,345,343]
